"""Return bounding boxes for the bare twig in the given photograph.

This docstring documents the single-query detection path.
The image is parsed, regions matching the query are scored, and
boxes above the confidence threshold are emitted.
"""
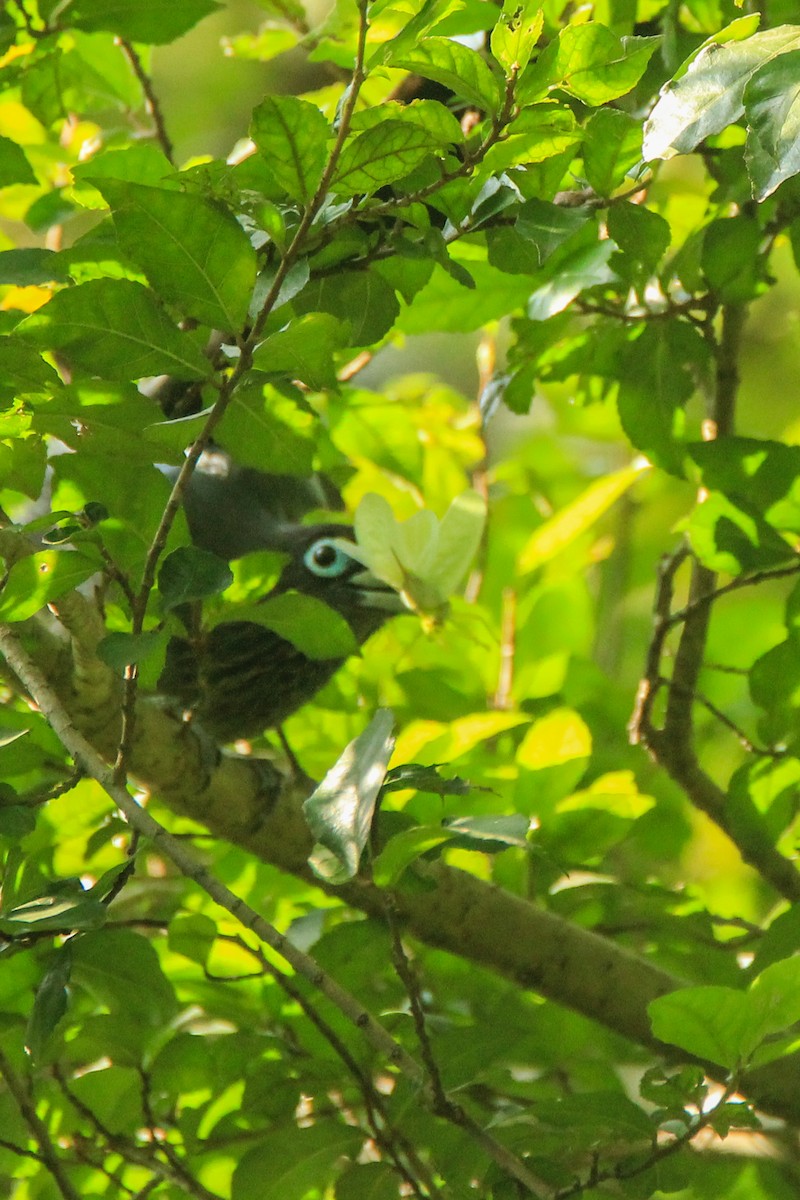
[0,1048,81,1200]
[116,39,174,164]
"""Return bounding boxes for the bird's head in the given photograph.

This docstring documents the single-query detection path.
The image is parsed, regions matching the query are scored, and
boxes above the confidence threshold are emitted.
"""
[272,523,406,642]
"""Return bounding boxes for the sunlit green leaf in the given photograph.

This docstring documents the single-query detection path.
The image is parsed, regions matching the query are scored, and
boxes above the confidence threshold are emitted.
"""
[16,279,212,381]
[0,550,100,622]
[92,179,258,329]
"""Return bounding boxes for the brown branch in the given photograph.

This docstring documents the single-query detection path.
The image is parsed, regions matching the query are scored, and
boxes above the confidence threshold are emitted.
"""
[116,40,175,164]
[630,304,800,902]
[0,625,548,1198]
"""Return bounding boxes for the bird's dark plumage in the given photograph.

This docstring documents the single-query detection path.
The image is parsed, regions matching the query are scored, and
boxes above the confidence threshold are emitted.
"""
[158,522,401,741]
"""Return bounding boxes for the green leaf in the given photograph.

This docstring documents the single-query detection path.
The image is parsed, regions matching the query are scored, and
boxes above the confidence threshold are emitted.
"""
[97,631,167,671]
[372,824,455,886]
[25,948,71,1063]
[483,105,580,173]
[444,813,531,851]
[381,762,474,796]
[388,38,502,112]
[0,135,36,186]
[649,986,757,1069]
[0,891,107,935]
[749,957,800,1046]
[517,707,592,771]
[250,95,330,204]
[518,461,648,573]
[516,198,590,264]
[92,179,258,329]
[490,0,544,76]
[293,270,400,346]
[0,550,100,622]
[57,0,221,43]
[687,492,796,574]
[252,313,348,390]
[222,382,316,475]
[71,928,178,1027]
[743,50,800,200]
[233,591,358,660]
[158,547,233,611]
[350,99,464,146]
[304,709,395,883]
[701,216,762,303]
[0,249,70,286]
[582,109,642,196]
[16,279,212,381]
[687,438,800,534]
[608,202,671,276]
[526,238,615,322]
[617,321,708,473]
[168,913,217,967]
[643,25,800,161]
[0,337,62,399]
[233,1123,363,1200]
[519,24,658,106]
[333,122,444,196]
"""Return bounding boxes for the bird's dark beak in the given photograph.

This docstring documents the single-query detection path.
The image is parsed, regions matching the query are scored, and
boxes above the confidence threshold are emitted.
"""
[350,567,409,613]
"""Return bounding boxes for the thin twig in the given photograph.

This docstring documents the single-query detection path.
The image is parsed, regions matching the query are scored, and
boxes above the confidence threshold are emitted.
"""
[0,625,548,1195]
[116,39,175,164]
[0,1047,82,1200]
[216,932,437,1198]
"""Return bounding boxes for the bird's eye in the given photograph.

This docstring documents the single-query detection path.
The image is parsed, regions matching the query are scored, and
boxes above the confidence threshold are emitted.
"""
[303,538,351,578]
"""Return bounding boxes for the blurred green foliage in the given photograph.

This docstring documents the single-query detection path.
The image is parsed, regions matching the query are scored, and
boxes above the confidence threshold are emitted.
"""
[4,0,800,1196]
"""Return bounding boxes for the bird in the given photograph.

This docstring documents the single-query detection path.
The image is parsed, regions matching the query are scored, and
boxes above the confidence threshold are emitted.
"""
[157,516,403,743]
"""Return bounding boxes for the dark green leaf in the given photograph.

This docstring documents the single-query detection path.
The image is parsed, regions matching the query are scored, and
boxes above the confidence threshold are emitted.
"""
[232,591,358,660]
[233,1124,363,1200]
[253,314,348,389]
[222,382,316,475]
[25,948,71,1063]
[250,95,330,204]
[701,216,762,302]
[608,201,671,275]
[168,913,217,967]
[158,547,233,611]
[0,891,107,935]
[382,762,474,795]
[59,0,221,43]
[97,631,167,671]
[0,135,36,186]
[688,492,796,574]
[0,337,62,398]
[70,928,178,1027]
[93,179,257,329]
[617,321,708,472]
[388,37,502,112]
[333,122,443,196]
[583,109,643,195]
[293,270,400,346]
[0,249,68,286]
[17,279,212,381]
